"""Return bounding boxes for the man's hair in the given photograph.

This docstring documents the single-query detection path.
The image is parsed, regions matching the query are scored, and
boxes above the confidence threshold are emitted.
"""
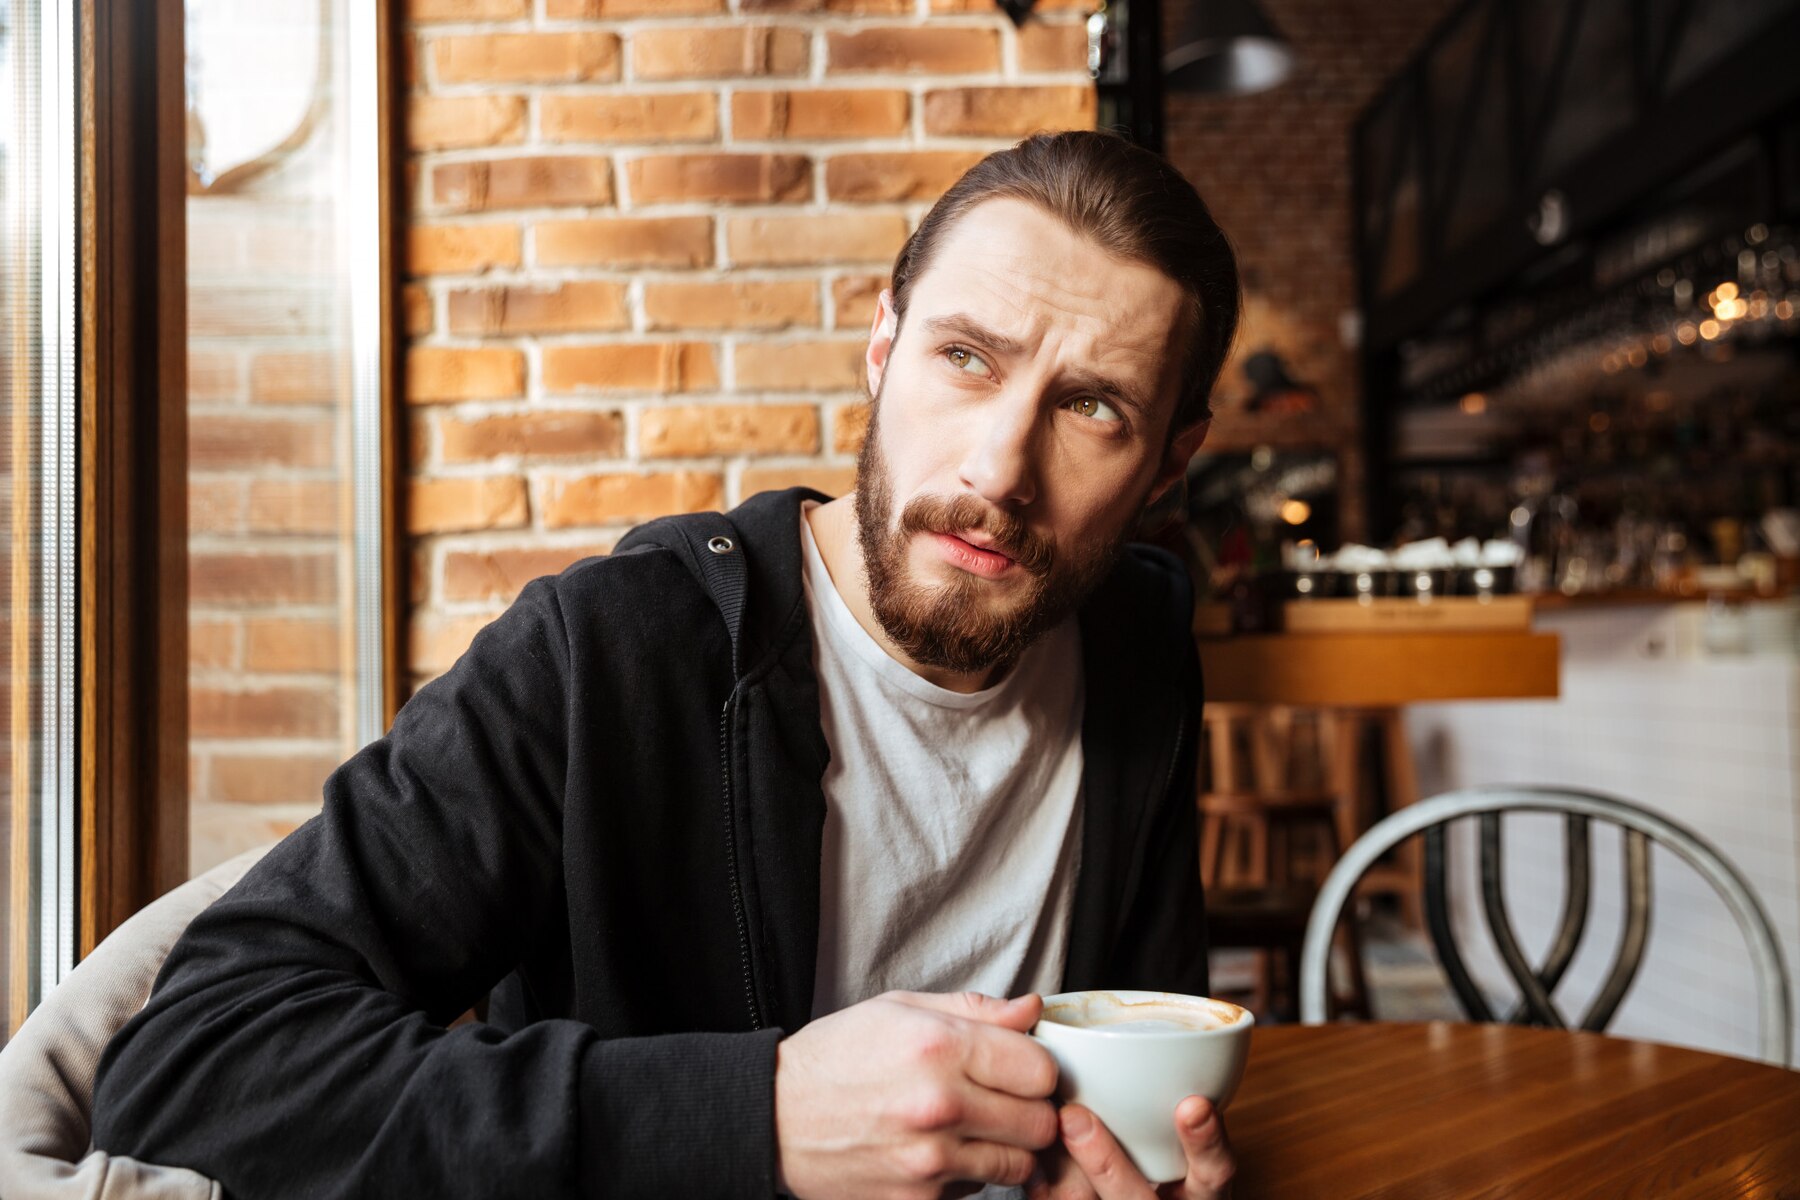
[888,129,1241,430]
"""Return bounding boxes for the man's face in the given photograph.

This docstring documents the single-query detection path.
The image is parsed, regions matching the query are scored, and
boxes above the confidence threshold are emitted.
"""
[854,197,1205,676]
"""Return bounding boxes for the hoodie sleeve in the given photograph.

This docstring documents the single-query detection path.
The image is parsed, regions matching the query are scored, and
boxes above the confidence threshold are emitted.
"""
[90,575,783,1200]
[1108,581,1211,997]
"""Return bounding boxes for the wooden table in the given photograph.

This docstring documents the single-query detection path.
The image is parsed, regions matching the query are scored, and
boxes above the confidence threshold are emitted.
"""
[1229,1023,1800,1198]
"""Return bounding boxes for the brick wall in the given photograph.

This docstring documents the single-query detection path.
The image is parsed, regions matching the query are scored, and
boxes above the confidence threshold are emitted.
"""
[1163,0,1457,542]
[401,0,1096,683]
[187,168,359,873]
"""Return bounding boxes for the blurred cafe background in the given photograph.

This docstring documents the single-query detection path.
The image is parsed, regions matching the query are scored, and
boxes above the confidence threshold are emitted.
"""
[3,0,1798,1072]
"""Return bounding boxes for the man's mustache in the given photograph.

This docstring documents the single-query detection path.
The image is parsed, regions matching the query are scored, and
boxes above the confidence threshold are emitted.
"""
[897,494,1054,577]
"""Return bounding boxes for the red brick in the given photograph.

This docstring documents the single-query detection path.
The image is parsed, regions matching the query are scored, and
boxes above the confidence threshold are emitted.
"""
[831,274,887,329]
[740,463,858,497]
[407,95,526,152]
[736,340,866,392]
[446,281,629,335]
[633,26,809,80]
[245,619,342,673]
[408,224,522,275]
[249,352,340,405]
[406,347,525,404]
[190,416,334,469]
[189,286,331,339]
[442,542,614,603]
[825,150,984,202]
[827,27,1000,74]
[533,216,713,269]
[439,410,625,462]
[190,619,239,670]
[190,553,337,606]
[403,285,434,337]
[1018,20,1088,72]
[727,213,907,265]
[730,89,908,140]
[432,32,620,84]
[209,753,343,805]
[626,154,810,206]
[833,400,871,453]
[642,280,818,331]
[409,614,501,675]
[406,0,527,19]
[191,687,339,739]
[541,93,717,144]
[743,0,907,11]
[542,471,724,528]
[639,404,820,457]
[431,156,613,213]
[922,85,1095,136]
[541,343,718,394]
[190,480,244,535]
[247,482,341,536]
[546,0,721,13]
[189,352,241,402]
[407,476,530,534]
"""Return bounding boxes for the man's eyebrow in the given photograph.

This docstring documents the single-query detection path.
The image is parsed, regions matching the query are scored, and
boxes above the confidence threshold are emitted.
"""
[919,313,1027,357]
[919,312,1151,417]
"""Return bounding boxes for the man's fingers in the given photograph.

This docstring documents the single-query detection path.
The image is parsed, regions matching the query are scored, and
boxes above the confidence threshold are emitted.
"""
[948,1139,1037,1190]
[1174,1097,1235,1198]
[1059,1105,1157,1200]
[964,1020,1059,1098]
[954,1086,1060,1149]
[893,989,1043,1033]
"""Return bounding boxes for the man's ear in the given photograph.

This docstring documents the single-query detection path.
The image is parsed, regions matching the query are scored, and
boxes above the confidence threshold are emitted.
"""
[865,288,899,398]
[1146,417,1210,509]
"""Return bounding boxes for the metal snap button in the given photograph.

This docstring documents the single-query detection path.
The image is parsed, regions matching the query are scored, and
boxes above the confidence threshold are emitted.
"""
[707,535,735,555]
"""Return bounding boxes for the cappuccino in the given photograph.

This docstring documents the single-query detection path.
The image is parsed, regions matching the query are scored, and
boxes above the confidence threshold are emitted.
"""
[1042,993,1242,1034]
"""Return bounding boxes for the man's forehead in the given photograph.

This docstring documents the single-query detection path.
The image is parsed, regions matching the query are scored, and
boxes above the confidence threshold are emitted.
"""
[905,198,1185,386]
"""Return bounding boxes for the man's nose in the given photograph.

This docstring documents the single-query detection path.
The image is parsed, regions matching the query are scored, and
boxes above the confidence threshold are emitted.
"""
[957,389,1040,509]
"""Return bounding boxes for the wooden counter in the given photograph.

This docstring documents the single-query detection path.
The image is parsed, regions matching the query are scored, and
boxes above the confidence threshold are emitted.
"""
[1199,630,1561,707]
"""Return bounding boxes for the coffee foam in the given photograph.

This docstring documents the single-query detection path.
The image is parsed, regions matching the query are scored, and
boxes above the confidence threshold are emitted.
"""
[1041,992,1245,1034]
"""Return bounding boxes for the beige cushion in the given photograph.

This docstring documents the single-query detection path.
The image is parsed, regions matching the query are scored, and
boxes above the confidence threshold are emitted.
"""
[0,845,273,1200]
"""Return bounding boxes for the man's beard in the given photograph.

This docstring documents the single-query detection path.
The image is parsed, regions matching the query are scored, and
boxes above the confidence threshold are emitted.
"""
[852,397,1137,677]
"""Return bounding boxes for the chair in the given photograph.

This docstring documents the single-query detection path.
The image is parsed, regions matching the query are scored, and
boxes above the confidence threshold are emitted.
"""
[1201,703,1368,1019]
[1298,786,1794,1067]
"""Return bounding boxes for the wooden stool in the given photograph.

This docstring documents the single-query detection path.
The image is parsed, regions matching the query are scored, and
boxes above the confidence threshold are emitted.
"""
[1324,707,1425,927]
[1199,704,1369,1020]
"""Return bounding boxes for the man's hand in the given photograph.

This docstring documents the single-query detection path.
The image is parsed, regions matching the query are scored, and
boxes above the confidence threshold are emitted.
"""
[774,991,1061,1200]
[1028,1096,1234,1200]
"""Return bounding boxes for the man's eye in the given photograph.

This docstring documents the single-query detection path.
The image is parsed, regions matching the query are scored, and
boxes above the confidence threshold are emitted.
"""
[945,346,990,376]
[1068,395,1123,422]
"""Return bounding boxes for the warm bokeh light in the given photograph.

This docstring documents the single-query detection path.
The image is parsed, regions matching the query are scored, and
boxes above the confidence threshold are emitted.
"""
[1459,392,1487,414]
[1700,318,1722,340]
[1279,498,1312,525]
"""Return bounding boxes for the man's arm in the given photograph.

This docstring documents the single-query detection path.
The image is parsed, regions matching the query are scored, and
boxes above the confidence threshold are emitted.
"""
[90,576,783,1200]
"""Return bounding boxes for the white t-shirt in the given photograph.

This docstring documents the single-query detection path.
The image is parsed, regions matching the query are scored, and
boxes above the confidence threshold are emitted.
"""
[801,504,1086,1020]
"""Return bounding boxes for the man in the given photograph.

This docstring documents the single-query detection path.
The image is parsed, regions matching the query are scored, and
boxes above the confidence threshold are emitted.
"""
[92,129,1241,1200]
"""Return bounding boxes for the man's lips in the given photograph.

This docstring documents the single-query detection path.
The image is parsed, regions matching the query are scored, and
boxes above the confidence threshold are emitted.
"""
[929,531,1018,579]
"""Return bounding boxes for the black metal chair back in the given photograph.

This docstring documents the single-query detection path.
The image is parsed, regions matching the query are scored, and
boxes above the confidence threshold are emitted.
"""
[1299,786,1792,1066]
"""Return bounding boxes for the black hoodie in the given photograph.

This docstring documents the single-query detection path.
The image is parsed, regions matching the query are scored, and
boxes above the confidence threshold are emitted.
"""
[92,487,1208,1200]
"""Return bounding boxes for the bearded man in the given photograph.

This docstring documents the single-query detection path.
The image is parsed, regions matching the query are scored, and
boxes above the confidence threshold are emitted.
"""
[92,129,1242,1200]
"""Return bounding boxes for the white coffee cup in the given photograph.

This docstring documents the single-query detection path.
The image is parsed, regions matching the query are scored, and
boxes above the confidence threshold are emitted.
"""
[1031,990,1253,1183]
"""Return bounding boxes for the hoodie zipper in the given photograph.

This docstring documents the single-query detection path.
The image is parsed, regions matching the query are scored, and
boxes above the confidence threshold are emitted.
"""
[719,696,764,1031]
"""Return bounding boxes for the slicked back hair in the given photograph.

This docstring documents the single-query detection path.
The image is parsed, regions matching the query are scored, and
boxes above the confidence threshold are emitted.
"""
[888,129,1241,432]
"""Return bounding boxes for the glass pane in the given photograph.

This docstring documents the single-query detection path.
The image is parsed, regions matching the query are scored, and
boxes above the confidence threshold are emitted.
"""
[185,0,382,876]
[2,0,78,1041]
